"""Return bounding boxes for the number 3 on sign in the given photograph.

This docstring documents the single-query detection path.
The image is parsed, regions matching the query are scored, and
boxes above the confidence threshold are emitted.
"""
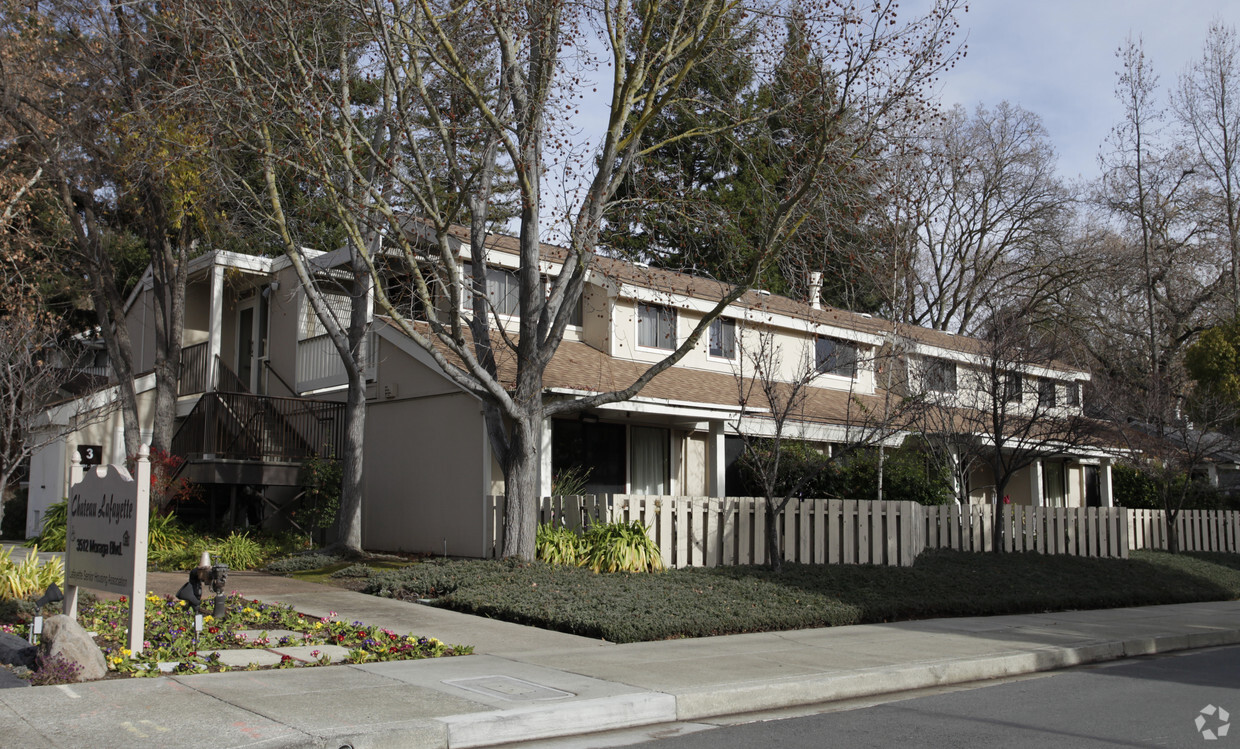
[77,445,102,467]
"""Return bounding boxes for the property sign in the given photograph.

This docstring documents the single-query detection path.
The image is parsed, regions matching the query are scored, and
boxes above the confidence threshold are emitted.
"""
[64,447,150,653]
[76,444,102,467]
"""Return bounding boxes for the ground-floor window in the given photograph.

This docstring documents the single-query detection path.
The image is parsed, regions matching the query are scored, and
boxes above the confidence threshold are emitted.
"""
[1043,460,1067,506]
[629,426,670,495]
[551,419,626,496]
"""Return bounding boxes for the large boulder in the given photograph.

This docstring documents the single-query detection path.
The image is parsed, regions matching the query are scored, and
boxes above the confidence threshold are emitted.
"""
[38,615,106,682]
[0,631,36,670]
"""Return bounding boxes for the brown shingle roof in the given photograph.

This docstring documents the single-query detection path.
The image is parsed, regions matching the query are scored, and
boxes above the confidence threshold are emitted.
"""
[439,225,1086,374]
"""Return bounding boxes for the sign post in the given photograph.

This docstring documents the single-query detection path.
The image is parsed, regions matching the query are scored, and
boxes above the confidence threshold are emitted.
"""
[64,445,151,654]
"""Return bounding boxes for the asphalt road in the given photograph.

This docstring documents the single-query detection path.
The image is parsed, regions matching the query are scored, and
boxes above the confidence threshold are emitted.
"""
[625,646,1240,749]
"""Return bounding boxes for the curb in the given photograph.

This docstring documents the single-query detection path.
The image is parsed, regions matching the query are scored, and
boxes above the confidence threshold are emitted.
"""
[671,628,1240,722]
[307,627,1240,749]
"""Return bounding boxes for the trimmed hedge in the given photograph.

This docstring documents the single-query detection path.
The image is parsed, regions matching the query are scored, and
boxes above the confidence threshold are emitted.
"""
[360,550,1240,643]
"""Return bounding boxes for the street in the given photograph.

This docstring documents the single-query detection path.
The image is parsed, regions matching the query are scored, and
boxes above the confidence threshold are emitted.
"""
[619,646,1240,749]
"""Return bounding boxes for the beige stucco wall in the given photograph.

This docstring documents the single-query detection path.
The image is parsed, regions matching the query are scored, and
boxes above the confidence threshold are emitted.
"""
[361,335,490,555]
[264,267,303,397]
[362,389,487,556]
[124,288,160,375]
[184,282,211,346]
[580,282,612,352]
[608,298,877,395]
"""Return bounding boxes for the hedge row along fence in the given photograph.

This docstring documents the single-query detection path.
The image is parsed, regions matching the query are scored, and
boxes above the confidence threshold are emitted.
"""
[484,496,1240,568]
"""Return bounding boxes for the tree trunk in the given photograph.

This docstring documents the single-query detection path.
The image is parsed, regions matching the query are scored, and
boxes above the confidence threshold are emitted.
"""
[1166,511,1181,554]
[149,234,186,454]
[500,412,540,561]
[991,473,1010,553]
[766,502,783,572]
[334,370,367,555]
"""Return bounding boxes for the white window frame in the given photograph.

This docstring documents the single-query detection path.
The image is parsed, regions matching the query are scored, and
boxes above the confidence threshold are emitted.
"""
[924,357,957,394]
[637,303,677,351]
[708,318,737,360]
[816,336,857,378]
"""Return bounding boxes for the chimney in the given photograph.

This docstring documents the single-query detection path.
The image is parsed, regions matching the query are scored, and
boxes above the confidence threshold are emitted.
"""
[809,271,824,310]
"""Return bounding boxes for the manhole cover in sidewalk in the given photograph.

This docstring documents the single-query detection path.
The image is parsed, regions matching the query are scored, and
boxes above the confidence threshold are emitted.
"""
[443,675,575,702]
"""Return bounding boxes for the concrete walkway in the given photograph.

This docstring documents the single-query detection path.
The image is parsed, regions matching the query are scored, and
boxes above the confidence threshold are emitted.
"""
[1,556,1238,748]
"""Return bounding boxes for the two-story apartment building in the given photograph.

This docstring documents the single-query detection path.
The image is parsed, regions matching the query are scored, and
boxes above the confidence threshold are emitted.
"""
[26,225,1117,555]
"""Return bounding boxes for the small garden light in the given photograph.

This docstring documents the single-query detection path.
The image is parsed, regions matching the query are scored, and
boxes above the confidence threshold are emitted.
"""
[28,583,65,644]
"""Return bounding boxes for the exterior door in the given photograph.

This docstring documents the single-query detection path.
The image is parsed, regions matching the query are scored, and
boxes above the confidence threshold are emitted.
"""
[236,296,268,393]
[1084,465,1101,507]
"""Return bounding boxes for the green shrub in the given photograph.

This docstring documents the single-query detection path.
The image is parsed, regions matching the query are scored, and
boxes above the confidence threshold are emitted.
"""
[581,521,664,573]
[147,512,192,556]
[212,531,265,569]
[357,551,1240,643]
[735,441,952,504]
[536,524,584,566]
[266,552,346,573]
[330,564,374,579]
[295,457,342,538]
[26,501,67,552]
[550,465,592,497]
[0,546,64,600]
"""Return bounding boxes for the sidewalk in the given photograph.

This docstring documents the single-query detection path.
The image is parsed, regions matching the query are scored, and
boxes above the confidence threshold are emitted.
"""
[1,558,1238,749]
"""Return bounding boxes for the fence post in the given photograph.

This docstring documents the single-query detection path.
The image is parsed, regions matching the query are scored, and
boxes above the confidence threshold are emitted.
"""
[782,500,796,564]
[706,498,721,567]
[898,502,915,566]
[828,499,842,564]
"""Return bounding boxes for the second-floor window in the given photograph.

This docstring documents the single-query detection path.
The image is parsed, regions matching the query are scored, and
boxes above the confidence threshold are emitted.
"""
[709,318,736,359]
[1037,377,1057,408]
[1065,380,1080,407]
[487,267,519,316]
[1004,371,1023,403]
[638,303,676,350]
[816,336,857,377]
[925,358,957,393]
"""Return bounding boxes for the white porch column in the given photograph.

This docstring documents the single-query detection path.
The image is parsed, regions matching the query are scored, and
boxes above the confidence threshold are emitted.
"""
[708,421,726,498]
[1101,459,1114,508]
[538,416,554,498]
[1207,464,1220,488]
[207,263,225,392]
[670,431,682,496]
[1030,459,1045,507]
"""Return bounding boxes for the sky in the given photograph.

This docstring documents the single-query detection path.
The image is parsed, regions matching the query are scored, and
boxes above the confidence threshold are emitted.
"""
[935,0,1240,182]
[537,1,1240,236]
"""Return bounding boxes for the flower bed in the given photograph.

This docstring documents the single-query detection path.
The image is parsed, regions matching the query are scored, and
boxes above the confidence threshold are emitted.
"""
[2,592,471,679]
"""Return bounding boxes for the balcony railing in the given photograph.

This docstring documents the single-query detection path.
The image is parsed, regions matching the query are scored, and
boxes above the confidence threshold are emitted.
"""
[296,330,377,393]
[170,391,345,462]
[178,342,211,395]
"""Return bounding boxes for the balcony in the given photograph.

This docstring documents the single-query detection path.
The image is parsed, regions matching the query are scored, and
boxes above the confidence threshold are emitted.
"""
[296,330,377,393]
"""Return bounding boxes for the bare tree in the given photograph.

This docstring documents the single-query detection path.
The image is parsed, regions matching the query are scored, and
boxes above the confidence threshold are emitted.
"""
[1176,21,1240,316]
[888,102,1074,335]
[731,328,905,571]
[907,301,1098,550]
[1090,37,1222,422]
[176,0,964,560]
[0,167,82,532]
[1115,390,1240,553]
[0,1,214,459]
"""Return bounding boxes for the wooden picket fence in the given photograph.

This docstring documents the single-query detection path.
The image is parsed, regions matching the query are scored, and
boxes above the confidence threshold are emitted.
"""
[484,496,1240,568]
[1128,508,1240,553]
